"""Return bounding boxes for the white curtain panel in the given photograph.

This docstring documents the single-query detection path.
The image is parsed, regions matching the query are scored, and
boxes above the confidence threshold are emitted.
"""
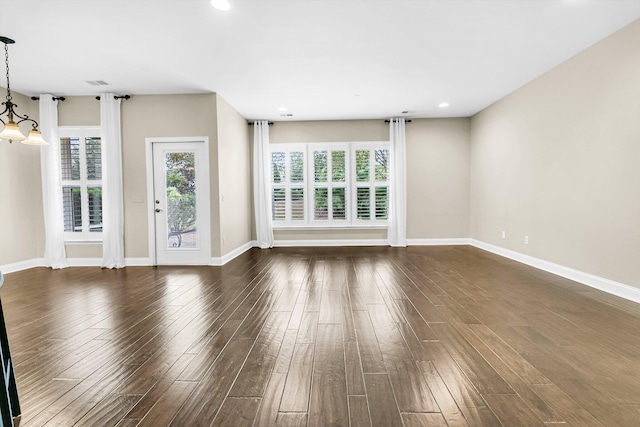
[39,94,68,269]
[253,120,274,249]
[100,93,126,268]
[389,118,407,247]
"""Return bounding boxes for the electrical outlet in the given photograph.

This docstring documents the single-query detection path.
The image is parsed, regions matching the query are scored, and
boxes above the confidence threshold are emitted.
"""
[524,236,529,244]
[501,231,506,239]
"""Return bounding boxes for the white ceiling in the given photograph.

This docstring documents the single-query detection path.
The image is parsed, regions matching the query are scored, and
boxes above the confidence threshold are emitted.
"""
[0,0,638,121]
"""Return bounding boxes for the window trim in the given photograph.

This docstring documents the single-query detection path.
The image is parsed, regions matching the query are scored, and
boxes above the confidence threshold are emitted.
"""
[270,141,390,229]
[59,126,103,243]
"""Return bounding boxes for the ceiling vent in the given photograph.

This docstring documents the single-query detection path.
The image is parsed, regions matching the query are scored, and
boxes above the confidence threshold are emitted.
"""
[86,80,109,86]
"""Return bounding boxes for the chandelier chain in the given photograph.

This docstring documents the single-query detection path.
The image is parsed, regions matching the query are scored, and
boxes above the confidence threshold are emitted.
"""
[4,42,10,101]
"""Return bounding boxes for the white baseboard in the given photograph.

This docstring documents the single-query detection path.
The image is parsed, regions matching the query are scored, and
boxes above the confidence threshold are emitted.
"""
[2,257,154,272]
[211,241,254,266]
[0,258,45,274]
[124,258,153,266]
[470,239,640,305]
[408,238,471,246]
[273,239,389,247]
[67,258,153,267]
[271,238,470,248]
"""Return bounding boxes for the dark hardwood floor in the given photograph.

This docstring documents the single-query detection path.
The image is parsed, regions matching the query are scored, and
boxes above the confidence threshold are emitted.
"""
[3,246,640,426]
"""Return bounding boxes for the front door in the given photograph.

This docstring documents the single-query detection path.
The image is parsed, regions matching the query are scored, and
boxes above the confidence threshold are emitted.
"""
[151,141,210,265]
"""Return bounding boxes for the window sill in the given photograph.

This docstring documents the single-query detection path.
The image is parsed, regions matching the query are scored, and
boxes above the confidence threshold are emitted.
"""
[64,240,103,245]
[273,224,388,231]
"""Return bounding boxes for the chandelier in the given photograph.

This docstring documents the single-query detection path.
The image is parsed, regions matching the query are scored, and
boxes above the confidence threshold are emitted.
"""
[0,36,48,146]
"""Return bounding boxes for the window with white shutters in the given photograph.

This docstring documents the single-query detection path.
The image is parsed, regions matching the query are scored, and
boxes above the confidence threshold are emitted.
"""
[271,146,306,224]
[270,141,389,228]
[310,144,348,223]
[59,127,103,241]
[353,144,389,223]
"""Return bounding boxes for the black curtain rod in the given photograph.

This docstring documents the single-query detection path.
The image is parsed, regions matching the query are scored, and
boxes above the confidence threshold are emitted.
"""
[30,96,65,101]
[248,121,274,126]
[30,95,131,101]
[95,95,131,101]
[385,119,412,123]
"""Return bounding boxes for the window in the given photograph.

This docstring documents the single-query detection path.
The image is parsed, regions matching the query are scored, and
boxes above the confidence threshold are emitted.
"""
[270,142,389,228]
[271,147,306,222]
[353,144,390,222]
[59,127,103,241]
[310,144,348,222]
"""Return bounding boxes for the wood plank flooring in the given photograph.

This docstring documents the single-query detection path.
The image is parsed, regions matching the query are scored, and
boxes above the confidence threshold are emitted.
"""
[3,246,640,426]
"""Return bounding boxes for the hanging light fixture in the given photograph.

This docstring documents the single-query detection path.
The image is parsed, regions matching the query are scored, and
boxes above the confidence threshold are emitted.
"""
[0,36,48,146]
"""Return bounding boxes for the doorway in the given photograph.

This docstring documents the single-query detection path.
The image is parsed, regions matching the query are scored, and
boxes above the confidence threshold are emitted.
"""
[146,138,211,265]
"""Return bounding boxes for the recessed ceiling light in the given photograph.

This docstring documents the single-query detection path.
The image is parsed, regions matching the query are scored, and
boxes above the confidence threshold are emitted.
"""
[439,102,450,108]
[278,107,288,112]
[210,0,231,11]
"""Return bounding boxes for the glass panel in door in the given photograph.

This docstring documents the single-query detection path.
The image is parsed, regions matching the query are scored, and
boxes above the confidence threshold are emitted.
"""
[152,140,210,266]
[165,152,198,249]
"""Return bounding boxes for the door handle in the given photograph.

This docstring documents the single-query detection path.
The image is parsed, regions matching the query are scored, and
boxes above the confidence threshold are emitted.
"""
[155,208,162,213]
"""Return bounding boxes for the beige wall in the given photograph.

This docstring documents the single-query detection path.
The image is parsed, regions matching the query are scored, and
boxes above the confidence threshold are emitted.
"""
[471,20,640,287]
[59,96,100,126]
[52,94,221,260]
[269,118,471,242]
[270,119,389,143]
[275,229,387,242]
[121,94,219,258]
[215,95,252,256]
[407,118,470,239]
[0,89,45,265]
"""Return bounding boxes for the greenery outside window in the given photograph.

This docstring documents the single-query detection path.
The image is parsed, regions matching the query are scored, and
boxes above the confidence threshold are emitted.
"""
[165,152,197,247]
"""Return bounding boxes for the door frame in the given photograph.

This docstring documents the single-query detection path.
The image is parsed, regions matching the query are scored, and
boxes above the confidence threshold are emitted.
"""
[145,136,211,265]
